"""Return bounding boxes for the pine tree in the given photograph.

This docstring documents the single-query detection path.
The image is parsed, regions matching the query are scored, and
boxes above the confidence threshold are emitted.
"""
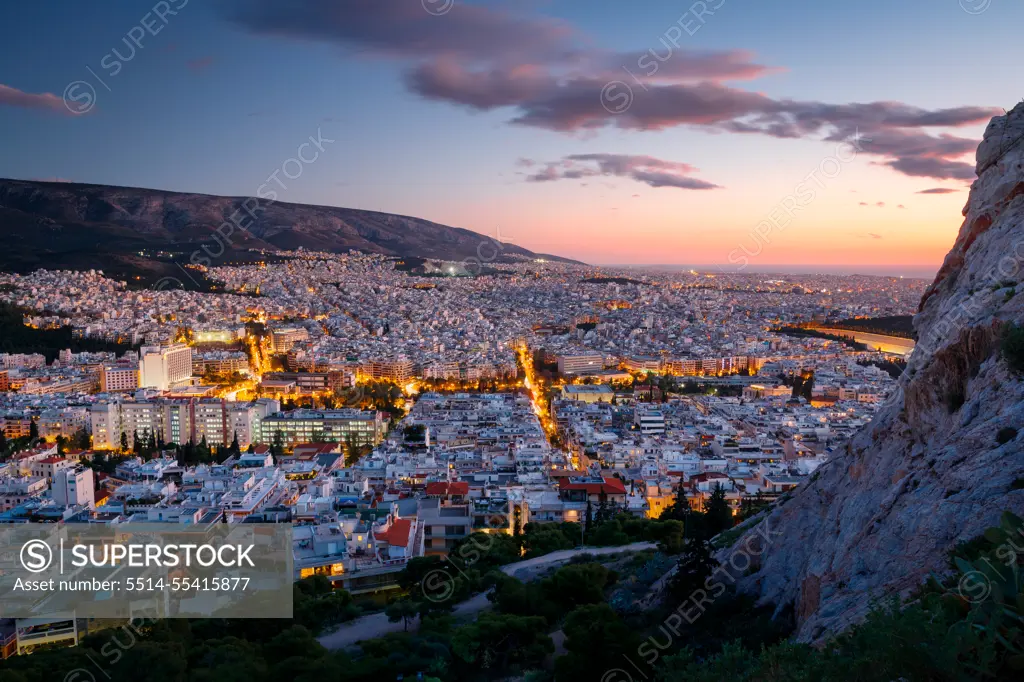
[0,428,8,454]
[29,419,39,441]
[120,431,129,453]
[706,484,733,536]
[668,536,719,603]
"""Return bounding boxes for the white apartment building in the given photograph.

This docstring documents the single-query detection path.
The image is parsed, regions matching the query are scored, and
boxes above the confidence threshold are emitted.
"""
[140,344,193,391]
[53,466,95,508]
[557,352,605,376]
[271,327,310,353]
[0,476,47,510]
[90,398,279,449]
[635,407,666,436]
[37,406,91,439]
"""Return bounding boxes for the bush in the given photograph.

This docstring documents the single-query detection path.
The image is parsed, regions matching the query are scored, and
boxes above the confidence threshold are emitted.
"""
[1001,322,1024,374]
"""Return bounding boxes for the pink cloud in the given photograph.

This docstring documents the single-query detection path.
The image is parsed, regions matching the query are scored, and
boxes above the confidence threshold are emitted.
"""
[0,84,70,114]
[187,56,216,72]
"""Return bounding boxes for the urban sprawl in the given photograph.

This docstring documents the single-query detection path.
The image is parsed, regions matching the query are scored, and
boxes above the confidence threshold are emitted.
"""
[0,250,923,651]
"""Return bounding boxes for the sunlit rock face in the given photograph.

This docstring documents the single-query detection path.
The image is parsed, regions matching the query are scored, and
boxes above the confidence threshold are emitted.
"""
[730,101,1024,642]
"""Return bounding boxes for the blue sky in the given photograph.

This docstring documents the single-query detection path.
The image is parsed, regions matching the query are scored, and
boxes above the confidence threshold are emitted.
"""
[1,0,1021,270]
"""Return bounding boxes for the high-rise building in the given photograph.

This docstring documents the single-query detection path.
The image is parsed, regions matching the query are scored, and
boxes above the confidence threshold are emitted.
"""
[139,344,193,391]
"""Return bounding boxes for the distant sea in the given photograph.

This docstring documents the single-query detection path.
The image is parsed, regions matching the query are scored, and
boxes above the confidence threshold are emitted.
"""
[617,264,939,280]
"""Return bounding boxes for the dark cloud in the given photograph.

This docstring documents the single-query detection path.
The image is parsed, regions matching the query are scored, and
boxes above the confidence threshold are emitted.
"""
[526,153,720,190]
[407,59,555,109]
[885,156,977,180]
[223,0,1001,181]
[916,187,961,194]
[221,0,572,61]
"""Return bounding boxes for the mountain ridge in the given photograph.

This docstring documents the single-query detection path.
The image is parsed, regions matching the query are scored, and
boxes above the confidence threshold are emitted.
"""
[0,178,580,285]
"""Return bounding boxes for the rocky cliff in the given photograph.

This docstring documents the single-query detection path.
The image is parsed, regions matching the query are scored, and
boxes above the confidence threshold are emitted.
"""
[732,101,1024,642]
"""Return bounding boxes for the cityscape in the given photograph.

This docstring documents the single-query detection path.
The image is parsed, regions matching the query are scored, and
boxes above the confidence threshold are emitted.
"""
[1,1,1023,681]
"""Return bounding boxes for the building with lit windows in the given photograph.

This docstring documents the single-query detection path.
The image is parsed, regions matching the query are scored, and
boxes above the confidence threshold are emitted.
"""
[556,352,604,376]
[271,327,310,353]
[100,364,139,392]
[139,344,193,391]
[259,409,386,447]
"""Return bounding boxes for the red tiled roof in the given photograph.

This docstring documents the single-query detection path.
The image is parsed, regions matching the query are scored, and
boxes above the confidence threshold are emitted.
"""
[425,481,469,496]
[558,477,627,495]
[691,472,730,482]
[374,518,412,547]
[293,443,338,457]
[38,456,65,464]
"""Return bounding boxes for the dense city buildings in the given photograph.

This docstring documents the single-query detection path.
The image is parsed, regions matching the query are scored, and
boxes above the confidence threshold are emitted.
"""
[0,253,918,628]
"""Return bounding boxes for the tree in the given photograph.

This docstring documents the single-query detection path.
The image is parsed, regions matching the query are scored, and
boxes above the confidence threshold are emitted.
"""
[706,484,734,536]
[541,563,612,611]
[650,518,686,554]
[556,604,639,682]
[28,419,38,441]
[270,430,285,458]
[119,430,129,453]
[0,429,6,454]
[385,599,420,632]
[450,612,553,676]
[229,432,240,456]
[668,536,719,604]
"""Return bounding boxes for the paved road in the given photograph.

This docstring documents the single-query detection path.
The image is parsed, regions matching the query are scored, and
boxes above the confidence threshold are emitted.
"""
[317,542,657,650]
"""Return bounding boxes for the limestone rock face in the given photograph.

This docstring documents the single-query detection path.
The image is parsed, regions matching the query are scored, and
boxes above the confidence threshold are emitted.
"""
[731,101,1024,642]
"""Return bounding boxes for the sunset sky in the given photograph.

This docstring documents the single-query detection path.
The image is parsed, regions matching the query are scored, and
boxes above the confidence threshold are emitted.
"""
[1,0,1022,275]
